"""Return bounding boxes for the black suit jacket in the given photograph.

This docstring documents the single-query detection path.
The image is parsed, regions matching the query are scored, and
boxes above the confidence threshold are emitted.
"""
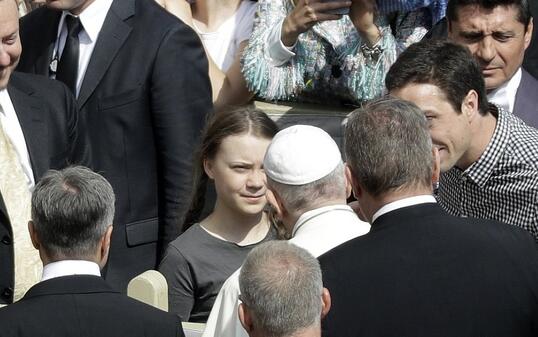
[17,0,213,290]
[320,203,538,337]
[0,275,184,337]
[0,72,86,304]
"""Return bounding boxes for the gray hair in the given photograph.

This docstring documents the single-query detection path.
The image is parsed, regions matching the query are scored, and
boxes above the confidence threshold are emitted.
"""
[345,97,433,197]
[239,241,323,337]
[31,166,115,260]
[267,161,346,214]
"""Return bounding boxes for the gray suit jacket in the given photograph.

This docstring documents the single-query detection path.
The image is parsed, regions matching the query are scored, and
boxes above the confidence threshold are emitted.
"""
[514,69,538,129]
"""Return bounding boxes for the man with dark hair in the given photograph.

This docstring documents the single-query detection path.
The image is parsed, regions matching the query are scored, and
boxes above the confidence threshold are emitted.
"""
[239,241,330,337]
[426,0,537,127]
[16,0,212,290]
[0,166,184,337]
[386,39,538,240]
[320,97,538,337]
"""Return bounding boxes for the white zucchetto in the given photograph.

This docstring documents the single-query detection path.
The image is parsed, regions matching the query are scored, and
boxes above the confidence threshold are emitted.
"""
[263,125,341,185]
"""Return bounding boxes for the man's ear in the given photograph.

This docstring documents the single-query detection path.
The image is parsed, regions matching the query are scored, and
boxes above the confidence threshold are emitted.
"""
[266,189,285,220]
[524,18,533,50]
[238,303,254,334]
[321,288,332,319]
[345,163,360,199]
[28,221,40,250]
[461,89,479,122]
[98,225,113,269]
[432,147,441,187]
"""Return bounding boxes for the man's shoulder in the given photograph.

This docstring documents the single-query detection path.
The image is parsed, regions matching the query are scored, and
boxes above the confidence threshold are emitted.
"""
[0,276,182,336]
[10,72,68,93]
[320,203,534,265]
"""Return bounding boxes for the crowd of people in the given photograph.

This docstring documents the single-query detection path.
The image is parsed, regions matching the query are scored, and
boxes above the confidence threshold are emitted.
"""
[0,0,538,336]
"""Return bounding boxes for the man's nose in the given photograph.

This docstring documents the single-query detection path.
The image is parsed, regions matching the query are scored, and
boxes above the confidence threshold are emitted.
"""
[0,47,11,67]
[476,36,496,63]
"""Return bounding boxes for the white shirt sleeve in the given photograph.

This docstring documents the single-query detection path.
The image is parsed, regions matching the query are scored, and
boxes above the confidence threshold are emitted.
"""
[266,18,296,66]
[202,269,248,337]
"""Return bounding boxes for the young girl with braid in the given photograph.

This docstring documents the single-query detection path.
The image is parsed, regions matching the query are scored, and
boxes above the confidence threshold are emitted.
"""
[159,107,279,322]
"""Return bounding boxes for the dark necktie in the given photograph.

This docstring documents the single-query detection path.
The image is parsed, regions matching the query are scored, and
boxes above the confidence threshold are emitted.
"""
[56,15,82,94]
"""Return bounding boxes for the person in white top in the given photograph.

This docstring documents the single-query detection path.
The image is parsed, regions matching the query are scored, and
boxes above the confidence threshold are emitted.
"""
[156,0,255,111]
[201,125,370,337]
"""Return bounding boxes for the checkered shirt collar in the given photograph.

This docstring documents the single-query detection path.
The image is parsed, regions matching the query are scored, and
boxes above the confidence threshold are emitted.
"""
[464,104,510,188]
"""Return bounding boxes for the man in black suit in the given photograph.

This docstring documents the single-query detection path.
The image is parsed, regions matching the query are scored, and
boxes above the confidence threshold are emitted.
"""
[319,97,538,337]
[0,0,86,305]
[16,0,213,290]
[0,166,184,337]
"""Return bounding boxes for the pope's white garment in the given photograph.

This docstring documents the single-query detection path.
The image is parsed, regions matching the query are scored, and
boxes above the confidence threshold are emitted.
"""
[201,204,370,337]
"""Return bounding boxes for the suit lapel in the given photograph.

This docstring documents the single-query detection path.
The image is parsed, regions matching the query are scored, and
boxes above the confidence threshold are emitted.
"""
[77,0,135,108]
[7,80,48,181]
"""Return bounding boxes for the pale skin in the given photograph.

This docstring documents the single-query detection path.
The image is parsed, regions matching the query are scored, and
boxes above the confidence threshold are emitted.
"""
[281,0,381,47]
[200,133,272,246]
[391,84,497,172]
[155,0,253,111]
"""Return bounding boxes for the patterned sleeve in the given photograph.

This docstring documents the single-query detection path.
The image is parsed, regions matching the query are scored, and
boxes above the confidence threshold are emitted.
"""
[241,0,309,101]
[342,7,430,101]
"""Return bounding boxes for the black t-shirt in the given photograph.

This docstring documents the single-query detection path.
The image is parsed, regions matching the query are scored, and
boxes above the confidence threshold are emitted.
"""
[158,223,277,322]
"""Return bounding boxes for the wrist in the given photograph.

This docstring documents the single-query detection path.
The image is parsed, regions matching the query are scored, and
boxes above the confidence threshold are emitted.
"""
[356,25,381,46]
[281,18,299,47]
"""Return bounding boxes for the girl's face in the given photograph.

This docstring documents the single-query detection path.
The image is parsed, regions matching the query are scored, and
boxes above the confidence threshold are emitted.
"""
[205,133,272,216]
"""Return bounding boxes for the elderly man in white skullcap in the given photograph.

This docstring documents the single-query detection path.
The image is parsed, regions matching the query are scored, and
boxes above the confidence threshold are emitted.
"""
[201,125,370,337]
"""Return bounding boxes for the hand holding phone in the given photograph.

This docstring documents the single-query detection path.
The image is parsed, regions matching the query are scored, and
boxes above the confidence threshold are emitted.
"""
[282,0,352,46]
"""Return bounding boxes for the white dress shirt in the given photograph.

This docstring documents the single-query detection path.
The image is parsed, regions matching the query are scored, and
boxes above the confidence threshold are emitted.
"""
[0,89,34,189]
[41,260,101,282]
[52,0,113,97]
[201,204,370,337]
[371,195,437,223]
[266,19,296,66]
[487,67,522,113]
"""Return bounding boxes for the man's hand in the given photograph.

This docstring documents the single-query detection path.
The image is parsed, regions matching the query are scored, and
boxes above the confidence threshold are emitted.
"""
[349,0,380,45]
[281,0,351,47]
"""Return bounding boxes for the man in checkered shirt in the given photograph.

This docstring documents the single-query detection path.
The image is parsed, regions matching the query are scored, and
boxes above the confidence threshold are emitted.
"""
[386,39,538,240]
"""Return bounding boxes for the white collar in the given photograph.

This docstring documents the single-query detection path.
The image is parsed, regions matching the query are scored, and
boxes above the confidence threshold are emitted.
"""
[41,260,101,282]
[58,0,113,43]
[292,204,355,237]
[487,68,522,113]
[371,195,436,223]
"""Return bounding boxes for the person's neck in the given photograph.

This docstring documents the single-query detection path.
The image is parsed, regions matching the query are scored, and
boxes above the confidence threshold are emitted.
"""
[456,109,497,170]
[192,0,242,32]
[260,325,320,337]
[201,202,269,245]
[362,186,433,223]
[286,198,347,233]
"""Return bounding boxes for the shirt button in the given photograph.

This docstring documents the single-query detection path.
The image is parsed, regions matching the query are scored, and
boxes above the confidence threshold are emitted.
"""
[1,235,11,245]
[1,287,13,300]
